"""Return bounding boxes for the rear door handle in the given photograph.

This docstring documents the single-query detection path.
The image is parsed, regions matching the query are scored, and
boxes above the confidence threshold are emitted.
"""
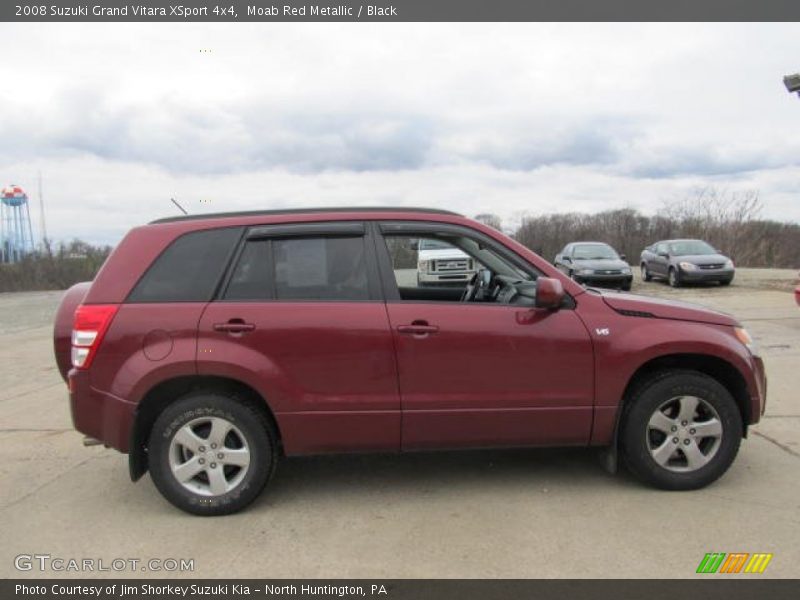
[213,320,256,334]
[397,323,439,336]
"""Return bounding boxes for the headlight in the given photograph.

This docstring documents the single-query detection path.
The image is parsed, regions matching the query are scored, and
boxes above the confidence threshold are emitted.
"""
[724,259,734,269]
[578,269,594,275]
[679,262,697,271]
[621,267,632,274]
[418,260,430,272]
[735,327,759,356]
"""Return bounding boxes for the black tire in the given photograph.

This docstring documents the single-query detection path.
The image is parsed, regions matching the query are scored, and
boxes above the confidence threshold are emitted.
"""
[641,263,652,282]
[620,370,742,490]
[148,391,277,516]
[719,278,732,286]
[668,267,681,288]
[621,281,632,292]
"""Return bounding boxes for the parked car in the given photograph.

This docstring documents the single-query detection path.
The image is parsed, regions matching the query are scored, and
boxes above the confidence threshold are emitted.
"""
[417,237,477,286]
[55,207,766,515]
[640,239,735,287]
[554,242,633,291]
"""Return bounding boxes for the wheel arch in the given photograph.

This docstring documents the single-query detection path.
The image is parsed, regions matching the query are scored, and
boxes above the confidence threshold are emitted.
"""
[601,353,751,474]
[128,375,283,481]
[621,353,750,434]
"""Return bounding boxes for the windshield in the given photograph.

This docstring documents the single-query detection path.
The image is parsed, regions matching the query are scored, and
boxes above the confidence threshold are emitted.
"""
[418,238,454,250]
[573,244,618,260]
[669,241,716,256]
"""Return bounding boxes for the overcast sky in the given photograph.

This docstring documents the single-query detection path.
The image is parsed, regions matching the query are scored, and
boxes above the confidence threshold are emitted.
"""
[1,23,799,245]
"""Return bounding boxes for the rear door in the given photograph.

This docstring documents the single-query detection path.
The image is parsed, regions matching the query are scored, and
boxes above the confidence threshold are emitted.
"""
[197,222,400,455]
[375,222,594,450]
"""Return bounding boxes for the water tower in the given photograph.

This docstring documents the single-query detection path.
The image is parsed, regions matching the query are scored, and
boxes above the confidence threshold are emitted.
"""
[1,184,36,263]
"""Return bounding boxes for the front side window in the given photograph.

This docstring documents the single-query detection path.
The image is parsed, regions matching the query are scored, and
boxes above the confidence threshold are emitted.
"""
[382,231,534,303]
[224,236,369,301]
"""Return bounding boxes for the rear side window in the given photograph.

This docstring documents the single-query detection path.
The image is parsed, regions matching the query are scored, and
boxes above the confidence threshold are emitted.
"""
[224,236,369,301]
[128,227,242,302]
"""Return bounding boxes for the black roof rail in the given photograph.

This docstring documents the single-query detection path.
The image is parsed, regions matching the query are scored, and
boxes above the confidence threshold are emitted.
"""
[150,206,463,225]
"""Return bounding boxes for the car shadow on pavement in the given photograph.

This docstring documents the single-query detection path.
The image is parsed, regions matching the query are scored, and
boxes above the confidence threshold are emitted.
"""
[250,447,641,509]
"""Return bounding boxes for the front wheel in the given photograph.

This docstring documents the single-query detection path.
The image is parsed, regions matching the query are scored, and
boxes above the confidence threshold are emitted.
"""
[621,371,742,490]
[668,268,681,288]
[148,391,277,515]
[641,264,652,282]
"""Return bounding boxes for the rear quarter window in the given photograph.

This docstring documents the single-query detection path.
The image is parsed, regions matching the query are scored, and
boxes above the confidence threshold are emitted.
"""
[127,227,243,302]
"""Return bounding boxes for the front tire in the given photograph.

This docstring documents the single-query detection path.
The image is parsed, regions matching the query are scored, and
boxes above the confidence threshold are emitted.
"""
[621,371,742,490]
[668,267,681,288]
[641,263,652,282]
[148,391,277,516]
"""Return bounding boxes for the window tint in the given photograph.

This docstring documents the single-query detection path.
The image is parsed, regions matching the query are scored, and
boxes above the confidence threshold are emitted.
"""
[128,227,242,302]
[225,240,271,300]
[273,237,369,301]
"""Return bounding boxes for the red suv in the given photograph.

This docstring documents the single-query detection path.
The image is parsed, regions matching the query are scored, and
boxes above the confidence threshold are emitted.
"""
[54,208,767,515]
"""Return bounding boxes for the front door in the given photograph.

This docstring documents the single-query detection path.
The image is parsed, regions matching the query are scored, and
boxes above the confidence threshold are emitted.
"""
[376,224,594,450]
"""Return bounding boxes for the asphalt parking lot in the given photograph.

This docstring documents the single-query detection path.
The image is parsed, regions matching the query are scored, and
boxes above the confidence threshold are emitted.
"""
[1,268,798,579]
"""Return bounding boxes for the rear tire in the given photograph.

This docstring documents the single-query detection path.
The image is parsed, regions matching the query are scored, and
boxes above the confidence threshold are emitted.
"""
[149,391,277,516]
[641,264,652,282]
[621,370,742,490]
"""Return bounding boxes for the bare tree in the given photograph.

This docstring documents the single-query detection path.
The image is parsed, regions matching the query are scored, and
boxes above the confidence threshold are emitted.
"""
[474,213,503,231]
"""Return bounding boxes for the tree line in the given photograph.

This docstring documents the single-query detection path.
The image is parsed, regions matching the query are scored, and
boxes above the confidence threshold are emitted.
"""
[0,189,797,293]
[0,240,112,292]
[508,189,800,268]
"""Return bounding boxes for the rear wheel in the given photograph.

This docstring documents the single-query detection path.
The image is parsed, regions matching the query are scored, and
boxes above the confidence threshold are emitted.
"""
[149,391,277,516]
[641,263,652,282]
[668,267,681,287]
[621,371,742,490]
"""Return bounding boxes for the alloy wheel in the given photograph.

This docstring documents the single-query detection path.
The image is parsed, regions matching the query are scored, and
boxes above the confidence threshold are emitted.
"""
[168,416,251,496]
[645,395,723,472]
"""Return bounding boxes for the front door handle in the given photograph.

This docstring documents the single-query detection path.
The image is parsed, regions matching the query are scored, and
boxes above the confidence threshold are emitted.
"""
[214,320,256,334]
[397,322,439,336]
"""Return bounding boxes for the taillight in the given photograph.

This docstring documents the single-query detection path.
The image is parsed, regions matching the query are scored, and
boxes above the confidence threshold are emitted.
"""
[71,304,119,369]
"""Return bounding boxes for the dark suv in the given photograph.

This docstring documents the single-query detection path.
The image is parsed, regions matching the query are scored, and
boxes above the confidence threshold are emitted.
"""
[54,208,766,515]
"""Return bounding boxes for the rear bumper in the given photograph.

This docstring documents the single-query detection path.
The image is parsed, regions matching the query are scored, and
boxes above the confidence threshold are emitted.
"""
[69,369,134,453]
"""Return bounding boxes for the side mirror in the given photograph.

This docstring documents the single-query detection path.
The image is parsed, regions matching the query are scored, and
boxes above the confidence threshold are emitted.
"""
[562,256,572,263]
[619,253,627,261]
[658,251,670,258]
[410,241,419,251]
[535,277,564,309]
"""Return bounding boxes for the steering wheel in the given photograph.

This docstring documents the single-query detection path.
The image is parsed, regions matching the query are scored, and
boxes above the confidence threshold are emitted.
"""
[461,269,493,302]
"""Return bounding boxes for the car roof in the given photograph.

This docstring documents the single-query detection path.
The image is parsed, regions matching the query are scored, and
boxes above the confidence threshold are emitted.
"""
[150,206,461,225]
